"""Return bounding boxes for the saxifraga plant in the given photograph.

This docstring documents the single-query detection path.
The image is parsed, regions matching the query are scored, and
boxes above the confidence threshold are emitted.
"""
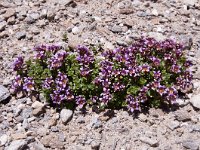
[11,37,193,112]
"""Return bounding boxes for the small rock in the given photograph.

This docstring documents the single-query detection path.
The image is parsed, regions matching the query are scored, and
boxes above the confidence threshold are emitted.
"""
[91,141,100,150]
[34,138,47,150]
[182,139,199,150]
[110,25,122,33]
[190,94,200,109]
[0,134,8,146]
[60,109,73,124]
[176,99,189,107]
[29,13,40,20]
[152,9,159,16]
[31,101,45,116]
[138,114,147,122]
[174,110,191,122]
[16,31,26,40]
[0,85,10,102]
[6,139,27,150]
[140,137,159,147]
[47,10,56,21]
[11,133,26,140]
[72,26,80,34]
[118,0,134,14]
[166,120,180,130]
[104,42,115,50]
[0,21,7,31]
[25,16,36,24]
[77,116,85,123]
[3,8,16,20]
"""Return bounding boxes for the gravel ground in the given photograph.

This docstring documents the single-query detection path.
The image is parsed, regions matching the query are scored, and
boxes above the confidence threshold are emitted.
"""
[0,0,200,149]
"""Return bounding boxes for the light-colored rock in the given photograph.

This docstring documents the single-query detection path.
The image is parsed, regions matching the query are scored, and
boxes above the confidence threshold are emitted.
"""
[0,21,7,31]
[182,139,199,150]
[6,139,27,150]
[0,85,10,102]
[60,109,73,124]
[190,94,200,109]
[0,134,8,146]
[166,120,180,130]
[140,137,159,147]
[3,8,16,20]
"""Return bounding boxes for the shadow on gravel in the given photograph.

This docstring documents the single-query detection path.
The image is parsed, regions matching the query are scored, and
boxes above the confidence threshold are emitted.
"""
[0,96,11,105]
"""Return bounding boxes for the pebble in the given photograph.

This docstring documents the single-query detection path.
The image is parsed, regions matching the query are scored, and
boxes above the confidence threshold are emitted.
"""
[182,139,199,150]
[166,120,180,131]
[0,21,7,32]
[140,137,159,147]
[5,139,27,150]
[0,134,8,146]
[15,31,26,40]
[190,94,200,109]
[0,85,10,102]
[60,109,73,124]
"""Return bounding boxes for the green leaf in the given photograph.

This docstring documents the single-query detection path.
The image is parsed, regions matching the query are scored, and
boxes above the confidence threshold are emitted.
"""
[127,86,140,95]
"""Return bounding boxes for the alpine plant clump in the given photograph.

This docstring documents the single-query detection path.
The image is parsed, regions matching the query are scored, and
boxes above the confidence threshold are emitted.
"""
[11,38,193,112]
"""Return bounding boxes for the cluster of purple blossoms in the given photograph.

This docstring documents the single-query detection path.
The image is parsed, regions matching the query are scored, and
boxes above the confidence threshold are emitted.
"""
[13,57,24,71]
[34,44,62,60]
[48,50,67,70]
[48,72,74,104]
[23,77,35,92]
[176,70,193,91]
[42,77,54,89]
[12,75,23,92]
[75,95,86,108]
[76,46,94,77]
[126,95,140,112]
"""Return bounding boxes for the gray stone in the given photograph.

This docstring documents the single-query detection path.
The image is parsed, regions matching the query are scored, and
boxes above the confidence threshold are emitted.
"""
[111,25,122,33]
[117,0,134,14]
[29,13,40,20]
[0,134,8,146]
[57,0,73,6]
[0,21,7,32]
[3,8,16,20]
[174,110,191,121]
[16,31,26,40]
[0,85,10,102]
[47,10,56,21]
[91,141,100,150]
[140,137,159,147]
[60,109,73,124]
[6,139,27,150]
[148,32,166,41]
[190,94,200,109]
[72,26,80,34]
[182,0,198,6]
[25,16,36,24]
[166,120,180,130]
[182,140,199,150]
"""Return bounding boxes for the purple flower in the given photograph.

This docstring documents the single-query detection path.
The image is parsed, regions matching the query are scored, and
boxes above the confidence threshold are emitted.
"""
[65,88,74,100]
[112,82,125,92]
[126,95,140,112]
[12,75,22,92]
[171,64,181,73]
[139,64,151,73]
[99,89,112,105]
[50,91,65,104]
[42,77,54,89]
[153,71,161,80]
[150,56,161,66]
[33,45,47,51]
[76,95,86,108]
[23,77,35,92]
[184,60,193,67]
[13,57,24,71]
[165,87,178,103]
[55,72,68,90]
[47,45,62,52]
[34,51,46,60]
[157,85,167,96]
[80,67,91,77]
[55,50,67,61]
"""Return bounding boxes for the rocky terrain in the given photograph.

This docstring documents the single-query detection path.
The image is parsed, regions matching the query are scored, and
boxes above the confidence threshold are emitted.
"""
[0,0,200,149]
